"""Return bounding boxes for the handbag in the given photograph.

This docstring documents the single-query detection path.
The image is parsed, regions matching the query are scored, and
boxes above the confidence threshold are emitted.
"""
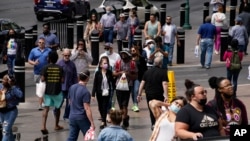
[0,90,6,108]
[102,89,109,96]
[116,73,129,91]
[36,80,46,98]
[84,127,95,141]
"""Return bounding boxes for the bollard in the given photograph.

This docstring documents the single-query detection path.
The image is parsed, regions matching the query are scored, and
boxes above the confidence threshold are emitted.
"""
[32,24,37,47]
[15,56,25,102]
[91,29,100,65]
[180,3,186,27]
[167,71,176,103]
[145,5,151,23]
[122,40,128,49]
[67,21,74,49]
[76,16,84,40]
[203,2,209,23]
[230,0,237,26]
[220,27,229,61]
[160,4,167,27]
[25,27,33,62]
[133,29,142,50]
[177,29,185,64]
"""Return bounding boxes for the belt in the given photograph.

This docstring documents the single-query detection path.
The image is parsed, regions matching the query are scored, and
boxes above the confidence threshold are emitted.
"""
[164,43,170,45]
[104,27,112,29]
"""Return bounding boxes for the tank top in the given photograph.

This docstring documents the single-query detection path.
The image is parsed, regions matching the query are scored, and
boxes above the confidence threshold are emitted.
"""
[147,21,158,38]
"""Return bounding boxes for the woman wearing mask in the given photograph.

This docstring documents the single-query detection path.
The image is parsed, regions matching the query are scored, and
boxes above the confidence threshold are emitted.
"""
[130,46,147,112]
[0,75,23,141]
[175,79,225,140]
[2,29,22,76]
[92,56,114,129]
[70,39,93,73]
[207,76,248,135]
[149,96,187,141]
[127,10,140,48]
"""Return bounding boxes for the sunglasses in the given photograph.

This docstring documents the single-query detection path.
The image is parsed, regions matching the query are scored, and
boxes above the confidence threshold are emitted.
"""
[104,48,110,50]
[64,55,70,57]
[39,42,45,44]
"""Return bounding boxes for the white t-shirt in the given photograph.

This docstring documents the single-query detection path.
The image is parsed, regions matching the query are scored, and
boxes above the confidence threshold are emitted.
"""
[162,25,172,43]
[99,52,121,68]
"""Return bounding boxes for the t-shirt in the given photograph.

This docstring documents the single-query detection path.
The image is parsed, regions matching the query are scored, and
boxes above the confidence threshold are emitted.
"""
[41,64,64,95]
[142,67,168,96]
[176,104,221,138]
[68,83,91,120]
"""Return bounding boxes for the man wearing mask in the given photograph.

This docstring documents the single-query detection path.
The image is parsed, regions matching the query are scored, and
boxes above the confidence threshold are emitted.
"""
[55,49,78,121]
[113,49,138,130]
[143,39,155,69]
[99,43,120,69]
[114,13,130,52]
[36,23,59,51]
[161,16,180,66]
[100,6,117,43]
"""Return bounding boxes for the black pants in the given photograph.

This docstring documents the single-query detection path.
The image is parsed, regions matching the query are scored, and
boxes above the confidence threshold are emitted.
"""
[146,94,164,126]
[96,93,110,124]
[117,40,128,53]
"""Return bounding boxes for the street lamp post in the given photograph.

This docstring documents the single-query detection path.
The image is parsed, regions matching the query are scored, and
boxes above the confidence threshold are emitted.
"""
[183,0,192,29]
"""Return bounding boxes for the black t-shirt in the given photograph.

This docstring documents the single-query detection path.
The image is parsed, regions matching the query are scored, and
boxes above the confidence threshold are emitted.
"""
[41,64,64,95]
[176,103,221,138]
[142,67,168,96]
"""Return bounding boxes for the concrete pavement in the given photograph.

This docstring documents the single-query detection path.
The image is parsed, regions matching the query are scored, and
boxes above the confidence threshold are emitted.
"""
[18,25,250,141]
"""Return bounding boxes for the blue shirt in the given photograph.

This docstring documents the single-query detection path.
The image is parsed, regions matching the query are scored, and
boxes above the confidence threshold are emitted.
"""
[97,125,134,141]
[57,59,78,91]
[68,83,90,120]
[197,23,216,39]
[37,33,59,47]
[28,47,51,75]
[100,13,116,27]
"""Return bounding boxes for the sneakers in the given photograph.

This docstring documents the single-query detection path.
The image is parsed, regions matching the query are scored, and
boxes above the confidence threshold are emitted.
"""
[132,105,139,112]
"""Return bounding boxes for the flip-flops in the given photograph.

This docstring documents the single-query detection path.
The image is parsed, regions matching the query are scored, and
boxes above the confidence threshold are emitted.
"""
[54,125,64,131]
[41,129,49,135]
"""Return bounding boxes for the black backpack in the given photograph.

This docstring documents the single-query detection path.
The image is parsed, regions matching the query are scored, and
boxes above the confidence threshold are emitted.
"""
[229,51,241,71]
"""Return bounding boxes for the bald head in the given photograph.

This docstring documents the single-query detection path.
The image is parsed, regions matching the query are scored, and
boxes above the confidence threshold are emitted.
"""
[153,57,163,67]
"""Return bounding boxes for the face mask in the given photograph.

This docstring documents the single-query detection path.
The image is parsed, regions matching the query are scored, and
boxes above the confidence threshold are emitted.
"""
[223,93,233,99]
[106,11,110,14]
[131,53,137,57]
[149,44,155,49]
[105,50,110,55]
[103,64,108,69]
[198,99,207,106]
[169,104,180,114]
[9,34,15,38]
[43,31,49,35]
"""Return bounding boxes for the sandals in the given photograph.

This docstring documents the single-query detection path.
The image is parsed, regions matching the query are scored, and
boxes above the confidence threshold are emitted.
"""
[54,125,64,131]
[41,129,49,135]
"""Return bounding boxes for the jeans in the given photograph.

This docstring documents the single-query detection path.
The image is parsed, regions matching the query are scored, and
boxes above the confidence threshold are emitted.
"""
[54,90,70,119]
[227,69,240,97]
[0,108,18,141]
[107,89,115,111]
[165,44,174,63]
[200,38,213,67]
[214,27,221,52]
[128,34,134,49]
[67,118,90,141]
[131,80,140,104]
[103,28,114,43]
[7,55,16,76]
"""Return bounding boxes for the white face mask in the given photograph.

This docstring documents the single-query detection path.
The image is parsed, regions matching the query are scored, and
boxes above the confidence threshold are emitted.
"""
[105,50,111,55]
[149,43,155,49]
[106,11,111,14]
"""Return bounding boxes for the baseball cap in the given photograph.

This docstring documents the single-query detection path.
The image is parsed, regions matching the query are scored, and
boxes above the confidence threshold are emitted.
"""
[120,48,131,56]
[119,13,125,17]
[104,42,113,48]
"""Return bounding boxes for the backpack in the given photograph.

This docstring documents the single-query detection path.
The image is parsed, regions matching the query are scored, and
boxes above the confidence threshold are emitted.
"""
[115,60,136,72]
[229,51,241,71]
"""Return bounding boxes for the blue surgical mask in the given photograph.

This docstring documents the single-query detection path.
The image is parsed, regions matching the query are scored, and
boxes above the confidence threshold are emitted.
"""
[106,11,111,14]
[105,50,110,55]
[169,104,180,114]
[149,44,155,49]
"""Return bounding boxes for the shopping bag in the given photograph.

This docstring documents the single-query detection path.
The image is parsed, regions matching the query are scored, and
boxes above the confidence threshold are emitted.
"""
[36,80,46,98]
[116,73,129,91]
[0,90,6,108]
[84,127,95,141]
[194,45,199,58]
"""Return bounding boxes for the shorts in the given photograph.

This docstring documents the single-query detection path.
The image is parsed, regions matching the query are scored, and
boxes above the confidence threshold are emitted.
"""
[44,92,63,108]
[116,90,130,109]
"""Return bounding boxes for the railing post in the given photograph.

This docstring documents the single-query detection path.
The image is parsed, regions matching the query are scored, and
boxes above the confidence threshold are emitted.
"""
[177,29,185,64]
[91,30,100,65]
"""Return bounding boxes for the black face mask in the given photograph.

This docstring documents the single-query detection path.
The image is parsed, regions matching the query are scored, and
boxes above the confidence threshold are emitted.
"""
[131,53,137,57]
[9,34,15,38]
[223,93,233,99]
[43,31,49,35]
[198,99,207,106]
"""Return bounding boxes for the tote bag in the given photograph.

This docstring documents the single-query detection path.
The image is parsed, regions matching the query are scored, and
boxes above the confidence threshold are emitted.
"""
[116,73,129,91]
[36,80,46,98]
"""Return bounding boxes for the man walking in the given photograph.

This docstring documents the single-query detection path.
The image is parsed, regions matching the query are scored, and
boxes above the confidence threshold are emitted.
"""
[239,7,250,55]
[161,16,179,66]
[28,37,51,110]
[144,14,161,39]
[114,13,130,52]
[100,6,116,43]
[137,57,168,130]
[196,16,216,69]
